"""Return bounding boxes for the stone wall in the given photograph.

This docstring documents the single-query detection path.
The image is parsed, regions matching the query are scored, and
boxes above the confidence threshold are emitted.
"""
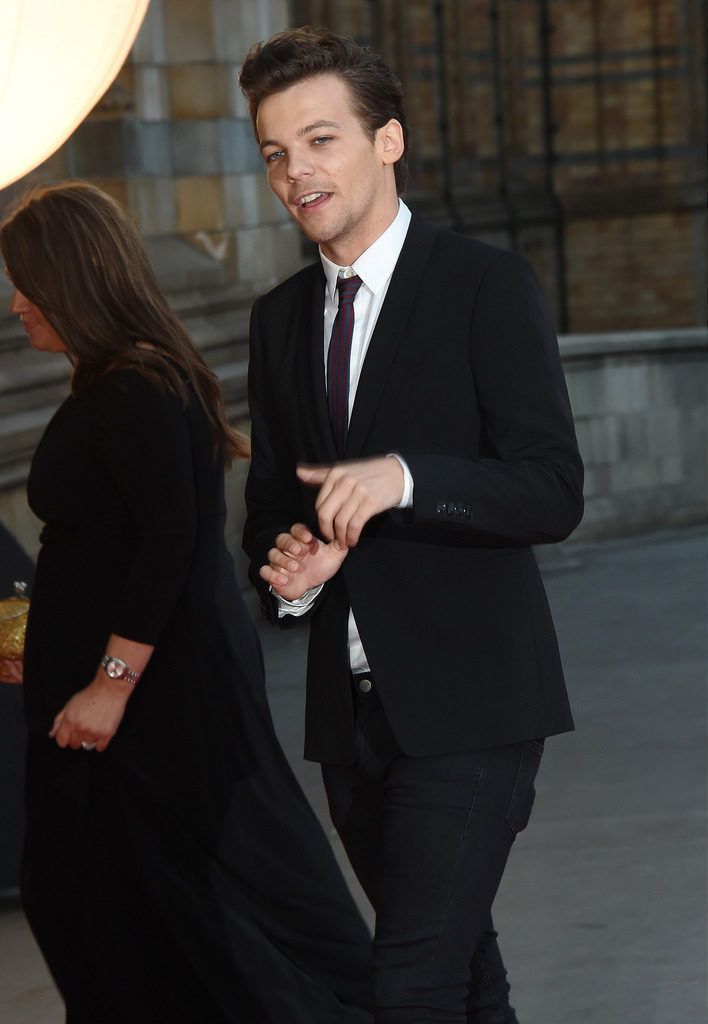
[0,0,304,294]
[563,328,707,539]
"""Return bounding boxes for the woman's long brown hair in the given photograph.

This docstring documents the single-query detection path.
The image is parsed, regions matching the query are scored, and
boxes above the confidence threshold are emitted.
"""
[0,181,249,463]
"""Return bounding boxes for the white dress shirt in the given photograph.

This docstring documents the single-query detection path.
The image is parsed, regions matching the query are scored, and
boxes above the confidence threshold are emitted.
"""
[275,200,413,673]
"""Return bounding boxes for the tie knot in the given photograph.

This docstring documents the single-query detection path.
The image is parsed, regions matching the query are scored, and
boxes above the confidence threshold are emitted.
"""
[337,274,362,305]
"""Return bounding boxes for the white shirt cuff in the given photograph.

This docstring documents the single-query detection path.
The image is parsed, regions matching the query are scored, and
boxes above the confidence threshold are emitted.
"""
[273,584,324,618]
[387,453,414,509]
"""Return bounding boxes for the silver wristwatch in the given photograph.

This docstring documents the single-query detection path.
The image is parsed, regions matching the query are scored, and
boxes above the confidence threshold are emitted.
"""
[100,654,141,686]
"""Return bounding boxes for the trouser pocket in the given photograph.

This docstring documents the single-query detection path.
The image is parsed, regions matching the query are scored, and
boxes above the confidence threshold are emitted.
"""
[505,739,544,837]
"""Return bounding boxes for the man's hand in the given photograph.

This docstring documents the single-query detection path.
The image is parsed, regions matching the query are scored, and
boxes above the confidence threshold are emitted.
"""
[260,522,348,601]
[297,456,404,547]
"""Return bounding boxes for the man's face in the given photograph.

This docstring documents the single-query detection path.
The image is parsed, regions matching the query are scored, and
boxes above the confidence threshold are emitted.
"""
[256,73,401,264]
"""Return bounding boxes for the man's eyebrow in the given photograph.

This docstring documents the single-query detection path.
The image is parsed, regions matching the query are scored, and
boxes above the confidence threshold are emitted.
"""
[259,120,343,151]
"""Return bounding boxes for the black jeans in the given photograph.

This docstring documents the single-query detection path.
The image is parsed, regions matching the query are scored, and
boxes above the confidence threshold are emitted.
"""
[322,676,544,1024]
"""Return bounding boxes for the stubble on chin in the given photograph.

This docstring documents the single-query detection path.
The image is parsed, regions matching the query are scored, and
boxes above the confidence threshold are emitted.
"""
[298,210,353,252]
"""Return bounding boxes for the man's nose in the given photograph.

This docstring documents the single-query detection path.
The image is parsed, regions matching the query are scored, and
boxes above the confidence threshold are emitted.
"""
[286,149,314,182]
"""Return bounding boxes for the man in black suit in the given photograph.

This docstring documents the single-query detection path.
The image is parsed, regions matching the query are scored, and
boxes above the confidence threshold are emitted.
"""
[241,27,583,1024]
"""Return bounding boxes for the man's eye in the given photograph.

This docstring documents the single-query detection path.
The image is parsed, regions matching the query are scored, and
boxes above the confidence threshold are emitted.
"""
[313,136,333,146]
[265,150,284,163]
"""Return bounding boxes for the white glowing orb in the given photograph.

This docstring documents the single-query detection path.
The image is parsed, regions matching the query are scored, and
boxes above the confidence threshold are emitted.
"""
[0,0,150,189]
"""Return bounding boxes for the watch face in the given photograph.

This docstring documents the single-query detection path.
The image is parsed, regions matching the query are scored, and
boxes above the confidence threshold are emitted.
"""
[105,657,126,679]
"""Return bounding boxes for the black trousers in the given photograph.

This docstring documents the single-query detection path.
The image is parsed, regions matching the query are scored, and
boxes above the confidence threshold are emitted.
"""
[322,675,544,1024]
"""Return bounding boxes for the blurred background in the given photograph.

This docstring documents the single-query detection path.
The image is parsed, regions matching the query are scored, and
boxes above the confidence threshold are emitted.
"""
[0,2,705,1022]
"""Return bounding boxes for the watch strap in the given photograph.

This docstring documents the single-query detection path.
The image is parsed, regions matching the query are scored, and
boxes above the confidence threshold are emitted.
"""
[100,653,141,686]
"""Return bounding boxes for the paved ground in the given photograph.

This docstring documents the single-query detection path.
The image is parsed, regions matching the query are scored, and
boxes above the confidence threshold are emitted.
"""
[0,526,705,1023]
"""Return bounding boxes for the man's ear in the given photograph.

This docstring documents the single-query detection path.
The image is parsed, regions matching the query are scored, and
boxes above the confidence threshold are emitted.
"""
[378,119,405,166]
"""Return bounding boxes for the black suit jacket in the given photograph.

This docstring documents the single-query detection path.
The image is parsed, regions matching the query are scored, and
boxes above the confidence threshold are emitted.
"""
[243,215,583,764]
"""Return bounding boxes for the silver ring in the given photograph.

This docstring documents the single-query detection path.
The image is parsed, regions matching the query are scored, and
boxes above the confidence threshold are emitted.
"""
[80,740,97,751]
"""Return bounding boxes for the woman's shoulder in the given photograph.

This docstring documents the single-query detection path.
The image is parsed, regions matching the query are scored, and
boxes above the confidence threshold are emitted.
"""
[91,361,180,398]
[88,364,186,424]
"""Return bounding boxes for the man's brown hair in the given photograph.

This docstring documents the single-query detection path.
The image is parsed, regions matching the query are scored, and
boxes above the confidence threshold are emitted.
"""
[239,26,409,194]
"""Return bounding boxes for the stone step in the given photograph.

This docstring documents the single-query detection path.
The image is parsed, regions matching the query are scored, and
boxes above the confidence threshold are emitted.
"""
[0,286,255,492]
[0,339,249,419]
[0,358,249,482]
[0,351,70,417]
[0,405,58,461]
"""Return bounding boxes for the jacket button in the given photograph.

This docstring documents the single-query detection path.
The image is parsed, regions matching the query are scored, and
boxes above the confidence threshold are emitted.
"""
[358,677,372,693]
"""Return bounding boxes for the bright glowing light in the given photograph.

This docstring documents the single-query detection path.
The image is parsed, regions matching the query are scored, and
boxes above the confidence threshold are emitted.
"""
[0,0,150,189]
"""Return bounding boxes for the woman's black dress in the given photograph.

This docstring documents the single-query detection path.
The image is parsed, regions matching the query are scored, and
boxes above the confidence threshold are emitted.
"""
[22,369,372,1023]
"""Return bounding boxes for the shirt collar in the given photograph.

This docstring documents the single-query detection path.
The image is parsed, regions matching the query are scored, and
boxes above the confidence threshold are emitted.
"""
[320,200,412,303]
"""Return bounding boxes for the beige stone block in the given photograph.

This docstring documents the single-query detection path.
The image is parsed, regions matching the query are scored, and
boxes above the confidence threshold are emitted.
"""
[209,64,247,119]
[235,221,300,285]
[255,174,289,223]
[259,0,289,40]
[163,0,215,62]
[212,0,251,65]
[272,223,305,281]
[127,178,177,236]
[230,72,250,120]
[169,64,224,119]
[135,66,169,121]
[175,177,225,233]
[236,225,276,283]
[132,0,166,64]
[222,174,287,229]
[223,175,256,228]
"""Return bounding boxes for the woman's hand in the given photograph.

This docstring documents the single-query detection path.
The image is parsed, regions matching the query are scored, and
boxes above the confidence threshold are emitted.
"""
[50,672,134,753]
[0,659,23,684]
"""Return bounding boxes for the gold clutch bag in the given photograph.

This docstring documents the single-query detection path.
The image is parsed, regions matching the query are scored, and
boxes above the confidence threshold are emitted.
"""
[0,582,29,683]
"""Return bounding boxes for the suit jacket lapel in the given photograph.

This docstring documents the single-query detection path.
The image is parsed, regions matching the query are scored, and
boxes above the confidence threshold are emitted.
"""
[345,216,437,458]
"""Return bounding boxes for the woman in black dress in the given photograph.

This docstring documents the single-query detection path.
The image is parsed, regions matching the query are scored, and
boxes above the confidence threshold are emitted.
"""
[1,182,372,1023]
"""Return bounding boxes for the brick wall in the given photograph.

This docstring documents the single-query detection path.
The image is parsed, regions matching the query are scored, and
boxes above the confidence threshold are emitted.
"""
[566,212,702,330]
[295,0,707,333]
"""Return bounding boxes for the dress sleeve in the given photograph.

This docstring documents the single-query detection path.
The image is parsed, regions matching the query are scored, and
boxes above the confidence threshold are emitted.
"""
[92,370,197,644]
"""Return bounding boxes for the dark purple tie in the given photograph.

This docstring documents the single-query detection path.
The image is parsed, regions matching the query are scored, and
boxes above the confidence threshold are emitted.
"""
[327,274,362,457]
